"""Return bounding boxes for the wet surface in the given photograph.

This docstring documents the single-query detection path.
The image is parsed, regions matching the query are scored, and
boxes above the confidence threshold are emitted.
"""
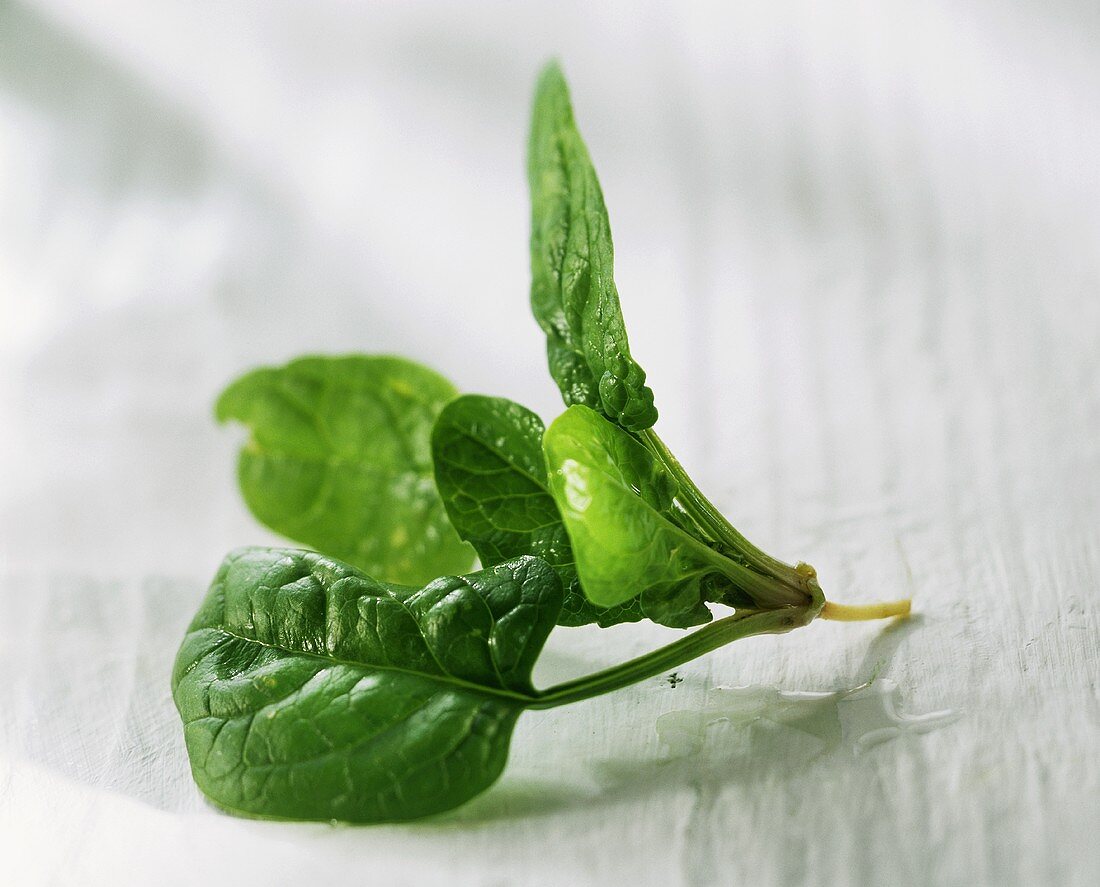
[657,679,960,760]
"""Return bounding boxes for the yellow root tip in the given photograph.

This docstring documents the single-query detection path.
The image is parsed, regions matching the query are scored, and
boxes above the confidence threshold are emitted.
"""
[819,599,912,622]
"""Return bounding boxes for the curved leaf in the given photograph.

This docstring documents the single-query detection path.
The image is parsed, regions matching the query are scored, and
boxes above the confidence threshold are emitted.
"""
[431,394,642,627]
[172,548,561,823]
[216,355,475,586]
[545,406,784,628]
[527,62,658,433]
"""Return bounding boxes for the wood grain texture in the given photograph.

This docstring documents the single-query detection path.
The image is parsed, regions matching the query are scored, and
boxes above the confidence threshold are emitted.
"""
[1,1,1097,885]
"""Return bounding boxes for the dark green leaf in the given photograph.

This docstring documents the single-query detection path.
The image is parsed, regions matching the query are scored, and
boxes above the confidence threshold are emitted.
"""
[172,548,562,823]
[216,355,475,586]
[527,62,658,433]
[431,394,642,627]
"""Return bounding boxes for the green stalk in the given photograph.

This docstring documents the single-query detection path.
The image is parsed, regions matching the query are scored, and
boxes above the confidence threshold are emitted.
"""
[530,603,820,709]
[675,518,815,608]
[529,586,912,709]
[640,428,818,604]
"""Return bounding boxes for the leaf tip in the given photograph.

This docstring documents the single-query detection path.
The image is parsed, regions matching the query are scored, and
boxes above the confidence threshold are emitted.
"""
[536,58,567,91]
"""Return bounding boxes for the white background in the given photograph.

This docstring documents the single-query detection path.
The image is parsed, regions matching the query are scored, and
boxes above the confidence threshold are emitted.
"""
[1,2,1098,884]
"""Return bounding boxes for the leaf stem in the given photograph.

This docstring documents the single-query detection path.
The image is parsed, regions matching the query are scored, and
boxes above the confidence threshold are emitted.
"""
[531,604,820,709]
[819,599,911,621]
[639,429,815,606]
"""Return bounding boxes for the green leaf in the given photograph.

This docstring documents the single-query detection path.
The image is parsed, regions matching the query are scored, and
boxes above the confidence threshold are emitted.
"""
[545,406,791,628]
[172,548,562,823]
[431,394,642,627]
[216,355,475,586]
[527,62,658,433]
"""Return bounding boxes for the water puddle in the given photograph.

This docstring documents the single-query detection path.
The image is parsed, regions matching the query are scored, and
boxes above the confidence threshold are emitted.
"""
[656,679,959,760]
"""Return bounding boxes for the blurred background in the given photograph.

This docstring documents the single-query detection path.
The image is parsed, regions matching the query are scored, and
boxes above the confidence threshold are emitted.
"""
[1,2,1098,885]
[3,0,1097,579]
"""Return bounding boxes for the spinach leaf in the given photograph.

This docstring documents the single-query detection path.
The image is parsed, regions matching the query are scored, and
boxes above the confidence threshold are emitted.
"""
[544,406,811,626]
[172,548,561,823]
[216,355,475,586]
[527,62,658,433]
[431,394,643,627]
[173,547,828,822]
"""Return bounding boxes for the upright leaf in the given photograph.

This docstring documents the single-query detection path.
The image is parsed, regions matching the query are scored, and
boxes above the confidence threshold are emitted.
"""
[528,62,658,433]
[545,406,791,627]
[431,395,642,626]
[216,355,474,586]
[172,548,561,823]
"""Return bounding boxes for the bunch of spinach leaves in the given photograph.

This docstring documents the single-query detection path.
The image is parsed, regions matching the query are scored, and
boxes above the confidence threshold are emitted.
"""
[173,62,909,823]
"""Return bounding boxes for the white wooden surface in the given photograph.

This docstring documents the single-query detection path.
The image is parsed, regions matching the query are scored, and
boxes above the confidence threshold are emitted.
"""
[1,2,1098,885]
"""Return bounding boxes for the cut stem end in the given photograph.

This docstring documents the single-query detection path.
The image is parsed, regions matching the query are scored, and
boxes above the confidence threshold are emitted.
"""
[819,599,911,622]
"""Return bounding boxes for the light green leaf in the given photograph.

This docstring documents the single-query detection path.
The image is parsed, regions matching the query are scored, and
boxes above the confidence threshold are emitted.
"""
[431,394,643,627]
[172,548,562,823]
[216,355,475,586]
[527,62,658,433]
[545,406,787,628]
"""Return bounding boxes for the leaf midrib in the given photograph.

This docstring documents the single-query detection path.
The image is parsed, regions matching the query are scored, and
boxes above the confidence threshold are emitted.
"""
[203,625,540,707]
[445,424,549,492]
[243,439,431,477]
